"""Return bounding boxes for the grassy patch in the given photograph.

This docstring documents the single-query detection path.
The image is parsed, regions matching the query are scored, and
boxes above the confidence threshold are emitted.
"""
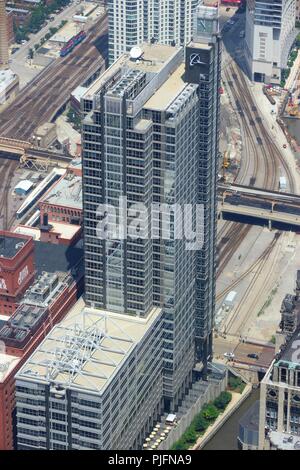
[270,335,276,345]
[227,376,245,394]
[257,286,278,317]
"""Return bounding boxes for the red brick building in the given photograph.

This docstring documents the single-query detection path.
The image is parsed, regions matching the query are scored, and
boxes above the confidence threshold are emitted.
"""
[0,268,84,450]
[0,232,35,316]
[38,172,83,226]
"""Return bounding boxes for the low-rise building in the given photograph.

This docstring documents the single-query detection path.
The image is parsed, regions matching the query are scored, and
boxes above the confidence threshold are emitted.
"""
[0,231,35,316]
[33,123,57,149]
[258,317,300,449]
[38,172,83,227]
[0,69,19,112]
[15,299,163,450]
[0,242,84,450]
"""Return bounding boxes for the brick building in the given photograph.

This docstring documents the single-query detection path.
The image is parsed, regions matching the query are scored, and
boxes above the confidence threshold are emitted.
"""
[0,232,35,316]
[38,172,83,226]
[0,241,84,450]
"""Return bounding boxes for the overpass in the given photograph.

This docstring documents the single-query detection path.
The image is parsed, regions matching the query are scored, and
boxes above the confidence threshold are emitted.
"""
[218,182,300,205]
[219,201,300,230]
[0,137,72,171]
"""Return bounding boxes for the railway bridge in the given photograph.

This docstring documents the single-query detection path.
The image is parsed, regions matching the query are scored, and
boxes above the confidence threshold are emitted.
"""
[0,138,72,171]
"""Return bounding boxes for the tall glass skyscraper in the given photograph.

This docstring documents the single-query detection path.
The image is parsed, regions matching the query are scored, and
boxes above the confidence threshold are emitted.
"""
[82,4,221,409]
[107,0,200,64]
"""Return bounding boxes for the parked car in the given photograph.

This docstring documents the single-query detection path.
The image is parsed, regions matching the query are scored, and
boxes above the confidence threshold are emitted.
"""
[247,353,259,360]
[224,352,235,359]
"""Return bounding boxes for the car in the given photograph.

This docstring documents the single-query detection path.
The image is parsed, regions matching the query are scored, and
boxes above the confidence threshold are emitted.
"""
[224,352,235,359]
[247,353,259,360]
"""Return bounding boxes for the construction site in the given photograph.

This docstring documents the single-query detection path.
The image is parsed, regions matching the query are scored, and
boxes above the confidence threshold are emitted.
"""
[278,46,300,156]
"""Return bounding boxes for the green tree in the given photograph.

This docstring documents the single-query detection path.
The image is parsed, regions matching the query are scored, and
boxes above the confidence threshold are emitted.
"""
[182,428,197,444]
[171,439,189,450]
[193,413,209,432]
[214,391,232,410]
[202,404,219,421]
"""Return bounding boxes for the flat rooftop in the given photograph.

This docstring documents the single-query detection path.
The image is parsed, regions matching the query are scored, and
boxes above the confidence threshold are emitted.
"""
[126,43,182,74]
[0,69,18,95]
[17,298,162,394]
[48,221,82,239]
[278,320,300,366]
[49,23,78,44]
[144,63,186,111]
[82,43,181,101]
[0,234,29,259]
[0,352,20,384]
[34,239,83,277]
[40,173,82,210]
[269,431,300,450]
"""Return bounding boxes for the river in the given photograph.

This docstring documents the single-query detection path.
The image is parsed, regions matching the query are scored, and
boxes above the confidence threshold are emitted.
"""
[202,388,260,450]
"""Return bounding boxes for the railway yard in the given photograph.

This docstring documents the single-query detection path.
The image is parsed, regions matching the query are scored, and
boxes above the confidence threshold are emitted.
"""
[0,13,108,141]
[214,10,300,365]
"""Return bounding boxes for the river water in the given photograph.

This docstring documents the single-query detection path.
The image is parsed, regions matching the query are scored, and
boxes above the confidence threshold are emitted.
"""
[202,388,260,450]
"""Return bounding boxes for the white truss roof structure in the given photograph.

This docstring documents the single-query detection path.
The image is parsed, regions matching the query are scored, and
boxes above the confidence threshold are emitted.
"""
[16,300,162,394]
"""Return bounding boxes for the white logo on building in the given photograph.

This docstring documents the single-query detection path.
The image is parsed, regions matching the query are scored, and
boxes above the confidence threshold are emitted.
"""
[0,278,7,290]
[18,266,29,286]
[190,53,206,67]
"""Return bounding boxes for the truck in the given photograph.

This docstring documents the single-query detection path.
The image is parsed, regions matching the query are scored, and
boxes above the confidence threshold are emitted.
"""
[279,176,287,191]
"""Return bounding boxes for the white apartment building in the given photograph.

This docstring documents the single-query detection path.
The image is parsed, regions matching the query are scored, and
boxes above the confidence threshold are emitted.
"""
[245,0,298,83]
[107,0,200,64]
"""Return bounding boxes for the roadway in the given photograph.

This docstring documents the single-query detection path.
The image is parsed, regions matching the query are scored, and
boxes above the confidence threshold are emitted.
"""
[213,336,275,372]
[219,183,300,204]
[0,14,108,142]
[220,202,300,229]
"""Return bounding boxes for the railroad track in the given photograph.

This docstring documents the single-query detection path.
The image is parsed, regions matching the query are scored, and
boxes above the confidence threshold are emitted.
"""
[216,59,296,280]
[229,62,296,192]
[0,15,108,141]
[224,63,278,189]
[223,232,281,337]
[216,233,280,303]
[0,161,18,230]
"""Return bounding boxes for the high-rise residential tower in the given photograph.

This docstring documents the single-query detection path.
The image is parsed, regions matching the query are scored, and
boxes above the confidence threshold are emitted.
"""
[0,0,9,69]
[82,3,221,407]
[245,0,298,83]
[107,0,200,64]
